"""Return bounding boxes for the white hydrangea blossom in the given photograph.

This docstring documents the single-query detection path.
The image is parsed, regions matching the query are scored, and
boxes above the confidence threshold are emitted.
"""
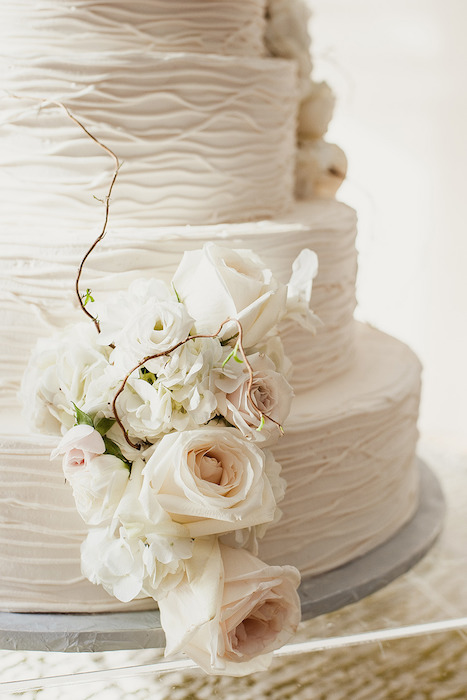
[115,336,230,442]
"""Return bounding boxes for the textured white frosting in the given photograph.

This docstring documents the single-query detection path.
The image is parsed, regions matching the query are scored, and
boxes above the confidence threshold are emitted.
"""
[0,325,421,612]
[259,324,421,575]
[1,52,297,227]
[0,200,357,416]
[0,0,267,56]
[0,432,156,613]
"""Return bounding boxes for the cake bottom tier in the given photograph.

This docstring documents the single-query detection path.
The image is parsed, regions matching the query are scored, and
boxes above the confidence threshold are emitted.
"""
[259,323,421,574]
[0,324,421,613]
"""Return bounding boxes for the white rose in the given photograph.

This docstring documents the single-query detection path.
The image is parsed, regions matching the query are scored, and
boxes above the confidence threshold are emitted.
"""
[265,0,312,88]
[139,428,279,538]
[172,243,288,349]
[97,277,194,368]
[296,139,348,200]
[253,334,293,378]
[215,353,294,444]
[298,81,336,140]
[21,323,111,434]
[159,541,301,676]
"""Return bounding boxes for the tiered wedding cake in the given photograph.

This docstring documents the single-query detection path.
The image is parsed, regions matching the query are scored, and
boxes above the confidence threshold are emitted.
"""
[0,0,421,675]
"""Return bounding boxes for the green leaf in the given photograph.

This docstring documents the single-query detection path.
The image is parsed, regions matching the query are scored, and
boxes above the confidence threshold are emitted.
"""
[81,288,95,306]
[103,436,132,468]
[94,416,116,436]
[256,414,265,432]
[72,402,93,427]
[172,283,181,303]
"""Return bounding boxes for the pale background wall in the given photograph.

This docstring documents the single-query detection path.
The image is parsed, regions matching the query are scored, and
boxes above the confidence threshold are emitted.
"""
[309,0,467,448]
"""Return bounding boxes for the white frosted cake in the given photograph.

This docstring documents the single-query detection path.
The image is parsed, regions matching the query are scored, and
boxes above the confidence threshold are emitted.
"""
[0,0,421,675]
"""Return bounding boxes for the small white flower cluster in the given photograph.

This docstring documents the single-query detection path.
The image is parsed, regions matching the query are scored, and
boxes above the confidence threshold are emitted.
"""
[23,243,318,675]
[265,0,348,198]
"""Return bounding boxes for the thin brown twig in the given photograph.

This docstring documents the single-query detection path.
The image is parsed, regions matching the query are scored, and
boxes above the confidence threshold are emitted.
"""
[55,104,122,334]
[17,98,121,334]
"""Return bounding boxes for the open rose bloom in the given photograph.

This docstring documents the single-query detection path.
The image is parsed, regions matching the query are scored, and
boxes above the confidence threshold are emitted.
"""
[159,541,301,675]
[24,243,320,675]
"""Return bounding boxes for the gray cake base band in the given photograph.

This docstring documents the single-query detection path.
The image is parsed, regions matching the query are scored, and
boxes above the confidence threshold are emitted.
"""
[0,460,445,653]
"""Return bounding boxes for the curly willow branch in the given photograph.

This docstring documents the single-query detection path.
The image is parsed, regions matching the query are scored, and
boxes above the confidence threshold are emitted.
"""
[112,319,283,449]
[13,97,121,334]
[57,104,122,334]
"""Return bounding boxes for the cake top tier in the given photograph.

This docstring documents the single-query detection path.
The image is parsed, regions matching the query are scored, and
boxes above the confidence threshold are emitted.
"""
[0,0,268,57]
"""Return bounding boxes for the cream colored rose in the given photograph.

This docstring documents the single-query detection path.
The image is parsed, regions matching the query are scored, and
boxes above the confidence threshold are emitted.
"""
[298,81,336,140]
[215,353,294,444]
[265,0,312,87]
[159,540,301,676]
[296,139,348,200]
[139,428,279,538]
[172,243,288,349]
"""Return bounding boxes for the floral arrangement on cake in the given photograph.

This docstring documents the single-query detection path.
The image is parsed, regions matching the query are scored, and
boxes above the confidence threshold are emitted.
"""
[21,112,319,671]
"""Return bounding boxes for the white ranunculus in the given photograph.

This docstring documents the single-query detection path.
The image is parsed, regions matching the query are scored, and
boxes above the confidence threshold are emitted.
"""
[139,428,279,538]
[285,248,321,332]
[215,353,294,444]
[159,541,301,676]
[96,277,194,368]
[265,0,312,89]
[172,243,288,349]
[21,323,112,434]
[298,81,336,140]
[295,139,348,200]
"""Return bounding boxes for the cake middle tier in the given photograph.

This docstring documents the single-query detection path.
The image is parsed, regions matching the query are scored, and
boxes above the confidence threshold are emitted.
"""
[1,52,297,227]
[0,200,357,412]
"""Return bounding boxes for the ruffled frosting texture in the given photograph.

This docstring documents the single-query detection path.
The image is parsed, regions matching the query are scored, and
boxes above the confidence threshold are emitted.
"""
[1,52,297,227]
[259,324,421,575]
[0,0,267,56]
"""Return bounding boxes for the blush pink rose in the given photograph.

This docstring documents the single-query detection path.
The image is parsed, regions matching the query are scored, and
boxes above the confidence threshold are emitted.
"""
[216,353,294,444]
[50,424,105,479]
[159,540,301,676]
